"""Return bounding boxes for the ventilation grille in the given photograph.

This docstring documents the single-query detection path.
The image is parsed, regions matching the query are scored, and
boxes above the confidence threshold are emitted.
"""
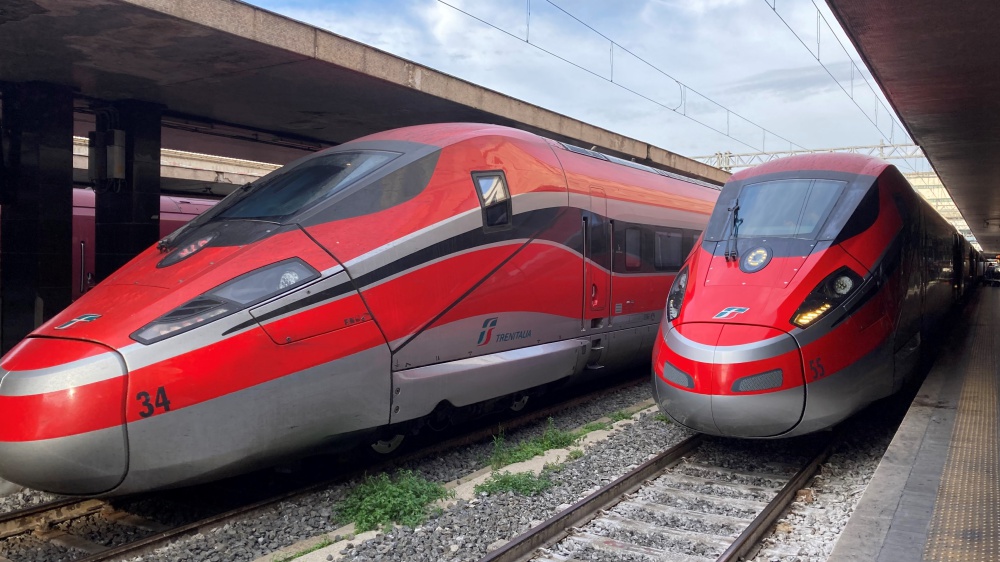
[732,369,783,393]
[662,361,694,389]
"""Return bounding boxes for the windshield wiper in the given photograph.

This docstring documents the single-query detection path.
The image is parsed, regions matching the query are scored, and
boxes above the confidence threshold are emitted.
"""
[724,198,742,262]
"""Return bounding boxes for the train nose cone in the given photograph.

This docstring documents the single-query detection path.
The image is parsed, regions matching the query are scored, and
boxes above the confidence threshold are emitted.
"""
[0,338,128,494]
[654,323,805,437]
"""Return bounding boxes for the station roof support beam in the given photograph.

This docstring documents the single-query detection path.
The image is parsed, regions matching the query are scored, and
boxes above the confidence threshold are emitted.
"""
[0,82,74,352]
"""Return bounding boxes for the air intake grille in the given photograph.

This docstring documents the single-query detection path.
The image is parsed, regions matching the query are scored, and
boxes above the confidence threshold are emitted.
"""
[662,361,694,389]
[732,369,783,392]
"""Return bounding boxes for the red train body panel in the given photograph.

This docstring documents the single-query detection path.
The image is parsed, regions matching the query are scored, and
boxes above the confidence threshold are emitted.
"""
[652,153,977,437]
[0,123,719,495]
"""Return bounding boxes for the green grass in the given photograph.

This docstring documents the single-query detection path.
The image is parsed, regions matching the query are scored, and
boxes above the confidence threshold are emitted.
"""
[474,471,553,496]
[608,410,633,423]
[338,470,452,532]
[489,418,581,469]
[544,461,565,473]
[566,448,584,461]
[274,538,333,562]
[654,413,672,424]
[580,421,612,433]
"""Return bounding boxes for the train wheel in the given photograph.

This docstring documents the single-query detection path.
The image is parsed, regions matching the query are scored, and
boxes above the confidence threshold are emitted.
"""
[370,434,405,454]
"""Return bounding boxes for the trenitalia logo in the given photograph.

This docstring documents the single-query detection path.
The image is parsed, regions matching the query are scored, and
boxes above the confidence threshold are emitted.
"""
[713,307,749,319]
[55,313,102,330]
[477,317,498,346]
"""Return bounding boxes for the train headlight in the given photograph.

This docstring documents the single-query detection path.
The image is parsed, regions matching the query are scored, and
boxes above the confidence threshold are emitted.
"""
[666,267,689,322]
[132,258,319,344]
[790,266,863,328]
[831,275,854,296]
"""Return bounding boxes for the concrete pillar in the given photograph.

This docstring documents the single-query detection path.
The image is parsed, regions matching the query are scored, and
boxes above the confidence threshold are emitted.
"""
[94,100,162,280]
[0,82,74,353]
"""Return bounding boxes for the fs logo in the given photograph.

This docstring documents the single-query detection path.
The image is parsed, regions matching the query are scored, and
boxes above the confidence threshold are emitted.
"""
[55,313,101,330]
[713,307,749,319]
[477,317,499,346]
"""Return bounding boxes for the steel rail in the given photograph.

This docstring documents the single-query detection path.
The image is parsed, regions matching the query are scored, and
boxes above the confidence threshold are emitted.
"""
[478,433,704,562]
[716,435,834,562]
[0,498,106,540]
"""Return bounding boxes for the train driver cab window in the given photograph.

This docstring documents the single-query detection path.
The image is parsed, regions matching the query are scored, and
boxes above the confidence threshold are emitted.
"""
[736,179,845,238]
[625,228,642,270]
[655,231,683,270]
[218,150,399,221]
[472,171,512,230]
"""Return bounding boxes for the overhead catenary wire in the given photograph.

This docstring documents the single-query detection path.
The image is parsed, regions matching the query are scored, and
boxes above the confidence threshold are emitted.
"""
[763,0,909,151]
[435,0,809,154]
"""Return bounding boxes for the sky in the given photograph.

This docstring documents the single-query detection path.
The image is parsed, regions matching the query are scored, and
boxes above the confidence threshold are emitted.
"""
[240,0,917,167]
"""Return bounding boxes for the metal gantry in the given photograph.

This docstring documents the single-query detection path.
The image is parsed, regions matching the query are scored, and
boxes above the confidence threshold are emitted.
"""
[698,143,926,172]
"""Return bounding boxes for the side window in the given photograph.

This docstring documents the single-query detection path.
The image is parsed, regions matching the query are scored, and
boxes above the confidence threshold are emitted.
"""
[655,230,684,270]
[471,171,512,230]
[625,228,642,270]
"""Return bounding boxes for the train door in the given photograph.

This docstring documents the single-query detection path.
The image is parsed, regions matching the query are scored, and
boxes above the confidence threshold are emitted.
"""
[584,187,611,325]
[71,189,96,301]
[890,190,923,389]
[582,187,612,370]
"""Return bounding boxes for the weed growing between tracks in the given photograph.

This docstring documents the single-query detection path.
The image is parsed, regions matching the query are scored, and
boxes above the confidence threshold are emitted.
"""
[479,413,638,495]
[608,410,633,423]
[474,471,554,496]
[339,470,452,532]
[489,418,579,469]
[489,416,627,470]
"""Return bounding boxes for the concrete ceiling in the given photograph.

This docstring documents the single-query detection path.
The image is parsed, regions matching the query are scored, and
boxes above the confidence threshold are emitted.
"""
[826,0,1000,254]
[0,0,727,183]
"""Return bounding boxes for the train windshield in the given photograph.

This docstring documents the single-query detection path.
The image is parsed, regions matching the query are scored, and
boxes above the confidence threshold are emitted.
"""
[733,179,845,238]
[218,150,399,221]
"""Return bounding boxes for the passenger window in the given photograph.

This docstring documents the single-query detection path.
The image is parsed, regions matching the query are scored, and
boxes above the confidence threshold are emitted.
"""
[471,171,512,230]
[655,231,683,270]
[625,228,642,270]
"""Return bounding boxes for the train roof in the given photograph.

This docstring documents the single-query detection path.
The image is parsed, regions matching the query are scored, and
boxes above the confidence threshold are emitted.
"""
[349,123,721,190]
[730,152,891,183]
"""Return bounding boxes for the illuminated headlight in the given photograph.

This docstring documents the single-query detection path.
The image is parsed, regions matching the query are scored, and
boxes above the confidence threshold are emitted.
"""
[132,258,319,344]
[790,267,863,328]
[666,267,689,322]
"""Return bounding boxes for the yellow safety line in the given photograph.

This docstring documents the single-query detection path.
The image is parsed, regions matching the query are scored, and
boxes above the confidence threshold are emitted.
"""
[924,297,1000,561]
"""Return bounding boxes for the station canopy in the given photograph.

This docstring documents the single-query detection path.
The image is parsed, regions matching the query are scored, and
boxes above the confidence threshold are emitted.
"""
[827,0,1000,254]
[0,0,726,186]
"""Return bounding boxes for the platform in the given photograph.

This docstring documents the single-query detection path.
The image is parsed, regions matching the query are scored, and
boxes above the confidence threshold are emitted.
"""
[829,287,1000,562]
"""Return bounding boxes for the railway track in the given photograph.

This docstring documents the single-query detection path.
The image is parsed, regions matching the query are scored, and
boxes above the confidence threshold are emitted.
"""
[481,433,833,562]
[0,377,646,562]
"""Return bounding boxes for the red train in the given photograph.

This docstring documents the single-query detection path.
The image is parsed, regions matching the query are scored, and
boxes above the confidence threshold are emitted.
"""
[652,153,979,438]
[70,189,216,300]
[0,123,719,495]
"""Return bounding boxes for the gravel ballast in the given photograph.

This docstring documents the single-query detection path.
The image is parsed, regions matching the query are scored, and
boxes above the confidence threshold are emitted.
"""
[0,375,913,562]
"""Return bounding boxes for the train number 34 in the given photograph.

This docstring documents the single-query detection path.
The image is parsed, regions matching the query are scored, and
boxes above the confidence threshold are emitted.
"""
[136,387,171,418]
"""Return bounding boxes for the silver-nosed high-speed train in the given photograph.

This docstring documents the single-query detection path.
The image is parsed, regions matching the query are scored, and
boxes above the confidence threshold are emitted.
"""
[0,123,720,495]
[652,153,980,438]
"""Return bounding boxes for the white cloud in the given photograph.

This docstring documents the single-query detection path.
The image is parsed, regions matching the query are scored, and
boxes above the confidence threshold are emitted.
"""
[247,0,905,157]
